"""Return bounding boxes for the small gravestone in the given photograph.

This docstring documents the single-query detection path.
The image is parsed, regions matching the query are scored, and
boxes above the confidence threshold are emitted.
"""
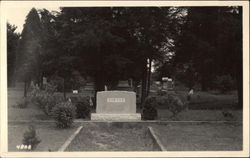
[162,77,174,90]
[43,77,47,85]
[91,91,141,121]
[116,80,133,91]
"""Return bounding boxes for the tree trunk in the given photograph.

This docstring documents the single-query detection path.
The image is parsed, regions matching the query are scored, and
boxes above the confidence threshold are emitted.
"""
[24,80,28,97]
[236,70,243,109]
[63,78,66,100]
[141,60,148,104]
[146,58,152,96]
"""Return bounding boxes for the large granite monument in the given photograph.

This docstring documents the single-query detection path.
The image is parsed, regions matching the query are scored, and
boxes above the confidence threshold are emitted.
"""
[91,91,141,121]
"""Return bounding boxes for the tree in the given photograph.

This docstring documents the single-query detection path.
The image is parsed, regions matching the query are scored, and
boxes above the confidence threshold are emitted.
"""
[15,8,42,97]
[38,7,186,103]
[7,23,20,87]
[174,7,242,108]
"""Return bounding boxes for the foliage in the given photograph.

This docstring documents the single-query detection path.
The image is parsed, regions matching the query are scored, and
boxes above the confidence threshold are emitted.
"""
[51,100,76,128]
[41,7,184,99]
[49,75,64,92]
[157,90,168,96]
[16,97,30,109]
[173,7,242,107]
[141,96,158,120]
[69,96,91,119]
[15,8,42,84]
[74,100,91,119]
[7,23,20,87]
[214,75,235,93]
[69,71,86,90]
[28,82,63,115]
[155,90,187,117]
[22,125,41,150]
[166,94,186,117]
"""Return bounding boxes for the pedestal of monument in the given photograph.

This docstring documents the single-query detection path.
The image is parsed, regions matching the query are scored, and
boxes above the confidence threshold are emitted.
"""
[91,91,141,121]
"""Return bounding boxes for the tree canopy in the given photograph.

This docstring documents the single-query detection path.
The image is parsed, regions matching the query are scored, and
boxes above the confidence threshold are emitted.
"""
[12,7,243,106]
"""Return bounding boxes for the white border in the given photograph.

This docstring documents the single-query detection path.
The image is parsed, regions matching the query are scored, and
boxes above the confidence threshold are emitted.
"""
[1,1,249,157]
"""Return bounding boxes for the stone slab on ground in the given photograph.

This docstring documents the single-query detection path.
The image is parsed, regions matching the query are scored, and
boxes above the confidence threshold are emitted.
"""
[91,113,141,121]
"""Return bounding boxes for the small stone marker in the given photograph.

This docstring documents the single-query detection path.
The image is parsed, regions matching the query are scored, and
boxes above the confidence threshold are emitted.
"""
[91,91,141,121]
[43,77,47,85]
[162,77,174,90]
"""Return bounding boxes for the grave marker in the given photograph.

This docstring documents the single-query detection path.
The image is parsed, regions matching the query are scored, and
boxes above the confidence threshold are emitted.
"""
[91,91,141,121]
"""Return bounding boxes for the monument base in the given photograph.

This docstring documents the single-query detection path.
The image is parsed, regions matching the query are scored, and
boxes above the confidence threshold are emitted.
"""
[91,113,141,121]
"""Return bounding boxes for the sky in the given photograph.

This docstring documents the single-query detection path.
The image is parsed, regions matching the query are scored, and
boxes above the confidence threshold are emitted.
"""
[7,7,59,33]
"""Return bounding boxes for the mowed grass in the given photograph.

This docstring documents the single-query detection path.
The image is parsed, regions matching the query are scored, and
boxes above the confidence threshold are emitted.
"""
[176,90,238,110]
[157,109,242,121]
[66,122,158,151]
[151,122,242,151]
[151,90,238,110]
[8,89,50,121]
[66,122,242,151]
[8,122,79,152]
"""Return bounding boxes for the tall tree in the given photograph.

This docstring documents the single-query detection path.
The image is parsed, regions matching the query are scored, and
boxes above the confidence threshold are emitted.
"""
[15,8,42,96]
[174,7,242,108]
[7,23,20,87]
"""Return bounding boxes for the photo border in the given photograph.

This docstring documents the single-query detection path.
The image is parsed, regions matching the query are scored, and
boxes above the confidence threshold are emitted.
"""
[1,1,249,157]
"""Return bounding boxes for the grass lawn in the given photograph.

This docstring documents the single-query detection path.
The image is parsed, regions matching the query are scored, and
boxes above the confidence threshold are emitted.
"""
[8,122,79,152]
[8,89,50,121]
[66,122,158,151]
[8,122,242,151]
[151,122,242,151]
[157,109,242,121]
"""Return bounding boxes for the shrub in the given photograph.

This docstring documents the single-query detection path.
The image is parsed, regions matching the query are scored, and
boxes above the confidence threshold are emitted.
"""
[22,125,41,150]
[43,82,57,94]
[155,91,187,118]
[49,75,64,92]
[142,96,158,120]
[32,92,64,115]
[16,97,30,108]
[70,96,91,119]
[167,95,186,117]
[157,90,168,96]
[29,82,63,116]
[51,100,76,128]
[74,100,91,119]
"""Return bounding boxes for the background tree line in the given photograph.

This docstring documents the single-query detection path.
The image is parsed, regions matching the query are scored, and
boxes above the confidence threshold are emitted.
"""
[7,7,242,108]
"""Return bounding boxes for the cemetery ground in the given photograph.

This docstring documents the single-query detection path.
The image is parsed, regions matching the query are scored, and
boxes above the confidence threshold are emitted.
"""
[7,87,242,151]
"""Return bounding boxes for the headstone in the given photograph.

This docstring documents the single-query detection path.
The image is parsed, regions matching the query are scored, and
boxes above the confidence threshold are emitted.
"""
[116,80,133,91]
[162,77,174,90]
[91,91,141,121]
[43,77,47,85]
[73,90,78,94]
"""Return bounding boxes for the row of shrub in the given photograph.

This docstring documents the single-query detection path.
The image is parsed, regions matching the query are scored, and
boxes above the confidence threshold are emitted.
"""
[19,82,187,126]
[21,82,92,128]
